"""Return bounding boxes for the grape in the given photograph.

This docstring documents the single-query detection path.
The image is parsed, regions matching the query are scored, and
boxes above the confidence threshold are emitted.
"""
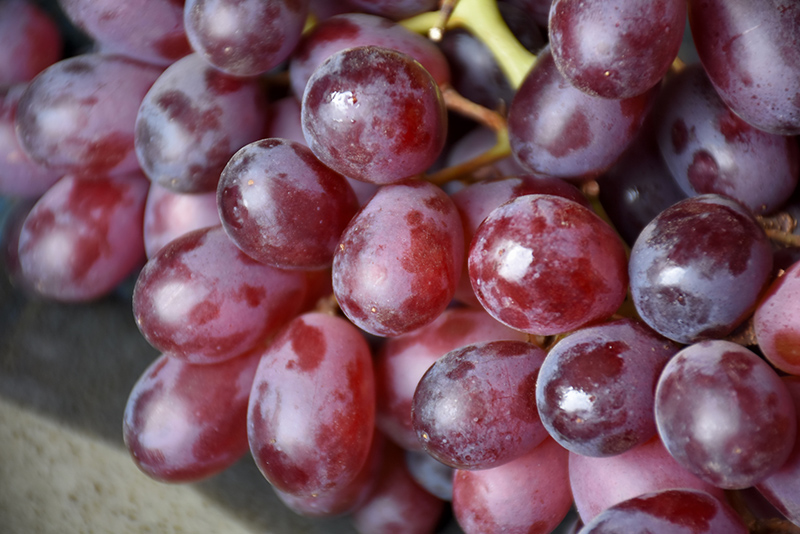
[265,97,307,145]
[655,340,796,489]
[689,0,800,135]
[508,46,656,179]
[184,0,309,77]
[469,194,628,336]
[445,127,529,182]
[59,0,191,66]
[217,138,359,270]
[452,437,572,534]
[629,194,773,344]
[122,349,260,483]
[132,225,308,364]
[247,312,375,497]
[549,0,685,99]
[332,180,463,337]
[273,431,385,517]
[289,13,450,99]
[754,260,800,375]
[569,436,727,524]
[142,183,219,259]
[17,172,148,302]
[451,173,589,307]
[0,85,62,198]
[0,0,62,85]
[134,53,269,193]
[351,443,445,534]
[301,46,447,185]
[375,307,527,450]
[597,116,688,247]
[346,0,438,20]
[404,449,455,501]
[655,63,799,214]
[15,53,162,176]
[755,377,800,527]
[1,198,37,292]
[578,489,748,534]
[501,0,553,28]
[412,340,548,470]
[535,318,678,458]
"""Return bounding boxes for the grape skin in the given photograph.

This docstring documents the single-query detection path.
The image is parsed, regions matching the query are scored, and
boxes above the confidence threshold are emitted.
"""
[629,194,773,344]
[247,313,376,497]
[123,349,261,483]
[132,225,309,364]
[469,194,628,336]
[0,0,62,85]
[332,180,464,337]
[754,260,800,375]
[655,340,796,489]
[301,46,447,185]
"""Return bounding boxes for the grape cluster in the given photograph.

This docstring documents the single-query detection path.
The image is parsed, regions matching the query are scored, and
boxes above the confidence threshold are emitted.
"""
[3,0,800,533]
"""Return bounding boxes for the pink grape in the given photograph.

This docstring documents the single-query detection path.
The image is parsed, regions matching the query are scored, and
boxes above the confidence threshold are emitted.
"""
[332,180,464,337]
[247,313,376,497]
[469,194,628,336]
[754,260,800,375]
[17,172,148,302]
[142,183,219,259]
[15,53,162,176]
[132,225,308,364]
[122,349,260,482]
[0,0,63,85]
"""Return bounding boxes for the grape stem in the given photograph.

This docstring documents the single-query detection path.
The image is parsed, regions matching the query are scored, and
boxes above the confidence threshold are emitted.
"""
[758,212,800,247]
[726,490,800,533]
[400,0,536,88]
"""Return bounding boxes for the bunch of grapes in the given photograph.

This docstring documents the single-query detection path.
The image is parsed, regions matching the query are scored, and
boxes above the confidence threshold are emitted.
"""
[3,0,800,532]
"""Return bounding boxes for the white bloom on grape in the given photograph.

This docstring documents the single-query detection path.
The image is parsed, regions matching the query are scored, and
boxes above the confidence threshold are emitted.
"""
[692,392,738,448]
[560,387,594,415]
[36,103,83,138]
[202,0,239,38]
[658,265,686,286]
[497,242,534,283]
[151,280,210,323]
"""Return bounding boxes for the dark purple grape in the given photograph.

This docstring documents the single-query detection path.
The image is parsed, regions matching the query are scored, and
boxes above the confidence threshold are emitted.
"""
[134,53,269,193]
[549,0,685,99]
[655,340,796,489]
[217,138,359,270]
[469,194,628,336]
[60,0,191,66]
[184,0,309,77]
[508,47,656,179]
[346,0,438,20]
[412,340,548,470]
[536,318,678,457]
[289,13,450,99]
[629,194,773,344]
[689,0,800,135]
[301,46,447,185]
[500,0,552,28]
[578,489,748,534]
[332,180,463,337]
[655,63,799,214]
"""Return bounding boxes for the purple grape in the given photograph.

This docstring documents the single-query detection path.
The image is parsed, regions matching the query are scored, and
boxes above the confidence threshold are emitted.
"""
[142,183,219,259]
[508,46,655,179]
[468,194,628,336]
[346,0,438,20]
[412,340,548,470]
[217,138,359,270]
[655,340,796,489]
[404,449,455,501]
[570,436,727,524]
[655,63,799,214]
[689,0,800,135]
[578,489,748,534]
[536,318,678,457]
[247,313,375,497]
[123,349,260,482]
[452,437,572,534]
[289,13,450,99]
[629,194,773,344]
[0,0,62,85]
[17,172,149,302]
[332,180,463,337]
[184,0,309,77]
[59,0,191,66]
[301,46,447,185]
[134,53,269,193]
[15,53,162,176]
[754,260,800,375]
[549,0,685,99]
